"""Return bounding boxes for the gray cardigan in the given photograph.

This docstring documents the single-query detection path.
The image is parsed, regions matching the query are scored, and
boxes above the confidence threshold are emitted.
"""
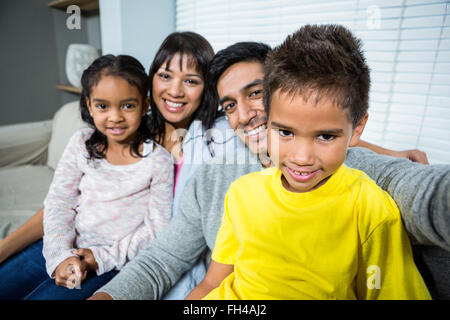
[98,145,450,299]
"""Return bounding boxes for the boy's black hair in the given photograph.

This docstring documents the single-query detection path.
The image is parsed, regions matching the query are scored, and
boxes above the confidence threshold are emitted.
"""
[80,54,150,160]
[208,42,272,110]
[263,24,370,127]
[147,31,216,145]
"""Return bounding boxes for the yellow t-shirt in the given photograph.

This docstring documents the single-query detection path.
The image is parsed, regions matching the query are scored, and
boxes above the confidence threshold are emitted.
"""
[204,165,431,300]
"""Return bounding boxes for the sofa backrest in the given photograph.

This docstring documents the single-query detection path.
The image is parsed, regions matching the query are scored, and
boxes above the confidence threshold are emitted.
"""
[47,100,87,170]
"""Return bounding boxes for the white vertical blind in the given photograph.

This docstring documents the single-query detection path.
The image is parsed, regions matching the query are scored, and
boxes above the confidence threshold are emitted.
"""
[177,0,450,164]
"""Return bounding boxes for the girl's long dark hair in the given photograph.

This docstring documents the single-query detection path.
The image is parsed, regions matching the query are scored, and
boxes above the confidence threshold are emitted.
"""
[79,54,150,159]
[148,31,222,145]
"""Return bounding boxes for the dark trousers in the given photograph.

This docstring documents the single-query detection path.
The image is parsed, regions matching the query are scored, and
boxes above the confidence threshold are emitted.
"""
[0,240,117,300]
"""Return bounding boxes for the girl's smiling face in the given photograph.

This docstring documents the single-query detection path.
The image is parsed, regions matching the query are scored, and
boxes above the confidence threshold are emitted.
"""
[152,53,205,128]
[86,75,149,146]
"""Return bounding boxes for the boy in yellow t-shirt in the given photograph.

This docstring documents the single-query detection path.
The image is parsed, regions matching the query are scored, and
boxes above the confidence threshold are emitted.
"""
[186,24,431,300]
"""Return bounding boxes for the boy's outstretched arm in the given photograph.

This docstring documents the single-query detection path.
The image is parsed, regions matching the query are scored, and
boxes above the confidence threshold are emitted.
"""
[357,140,429,164]
[185,260,233,300]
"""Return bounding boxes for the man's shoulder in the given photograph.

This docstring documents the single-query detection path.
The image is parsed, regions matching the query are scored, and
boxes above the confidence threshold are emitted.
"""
[229,167,275,193]
[236,166,275,180]
[195,153,262,182]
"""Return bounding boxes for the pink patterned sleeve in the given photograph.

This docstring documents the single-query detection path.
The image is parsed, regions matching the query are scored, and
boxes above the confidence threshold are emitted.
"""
[42,130,86,277]
[89,145,174,275]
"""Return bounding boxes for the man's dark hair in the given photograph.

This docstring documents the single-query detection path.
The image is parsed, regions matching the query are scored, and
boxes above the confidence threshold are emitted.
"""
[208,42,271,110]
[263,24,370,127]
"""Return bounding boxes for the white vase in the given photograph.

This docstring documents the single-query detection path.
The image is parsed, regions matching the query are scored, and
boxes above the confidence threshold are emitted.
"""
[65,44,100,89]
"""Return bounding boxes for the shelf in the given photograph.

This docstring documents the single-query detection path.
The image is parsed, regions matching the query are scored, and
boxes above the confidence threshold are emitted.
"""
[47,0,99,12]
[56,84,82,94]
[48,1,97,96]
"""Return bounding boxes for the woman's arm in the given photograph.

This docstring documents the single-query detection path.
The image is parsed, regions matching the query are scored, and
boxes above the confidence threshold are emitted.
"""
[357,140,429,164]
[0,207,44,264]
[185,260,234,300]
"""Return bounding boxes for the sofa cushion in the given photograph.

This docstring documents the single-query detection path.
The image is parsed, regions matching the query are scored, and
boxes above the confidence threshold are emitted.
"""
[0,120,52,167]
[0,165,54,238]
[0,165,53,210]
[0,210,36,240]
[47,100,86,170]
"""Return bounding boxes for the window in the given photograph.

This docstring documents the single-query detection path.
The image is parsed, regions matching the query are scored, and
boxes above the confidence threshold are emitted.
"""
[177,0,450,164]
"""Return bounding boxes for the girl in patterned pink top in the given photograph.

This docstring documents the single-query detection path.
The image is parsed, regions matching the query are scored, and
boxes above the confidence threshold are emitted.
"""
[0,55,173,299]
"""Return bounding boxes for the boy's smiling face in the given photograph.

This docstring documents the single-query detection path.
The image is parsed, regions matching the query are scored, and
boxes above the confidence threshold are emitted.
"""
[268,89,367,193]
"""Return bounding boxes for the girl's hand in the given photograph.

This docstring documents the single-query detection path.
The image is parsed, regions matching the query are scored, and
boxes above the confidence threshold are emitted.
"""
[54,256,85,289]
[72,248,98,273]
[54,248,98,289]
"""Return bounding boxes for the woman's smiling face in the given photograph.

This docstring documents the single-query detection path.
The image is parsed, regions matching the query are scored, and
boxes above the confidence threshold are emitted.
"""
[152,53,205,127]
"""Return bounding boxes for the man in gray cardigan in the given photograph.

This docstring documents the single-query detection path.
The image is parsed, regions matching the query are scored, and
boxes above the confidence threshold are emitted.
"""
[91,42,450,300]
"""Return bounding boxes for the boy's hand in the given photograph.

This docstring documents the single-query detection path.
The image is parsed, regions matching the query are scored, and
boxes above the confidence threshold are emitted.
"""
[185,260,233,300]
[54,256,85,289]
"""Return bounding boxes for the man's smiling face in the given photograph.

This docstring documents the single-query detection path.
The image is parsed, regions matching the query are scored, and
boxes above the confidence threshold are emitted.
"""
[217,61,268,155]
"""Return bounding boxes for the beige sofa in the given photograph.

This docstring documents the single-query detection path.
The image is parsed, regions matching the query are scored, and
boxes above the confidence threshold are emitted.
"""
[0,101,85,239]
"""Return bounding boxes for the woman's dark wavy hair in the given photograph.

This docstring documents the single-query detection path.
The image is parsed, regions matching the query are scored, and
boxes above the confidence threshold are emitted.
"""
[148,31,218,145]
[80,54,150,159]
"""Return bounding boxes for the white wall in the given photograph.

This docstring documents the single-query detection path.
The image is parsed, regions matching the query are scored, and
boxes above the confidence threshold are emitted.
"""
[99,0,175,72]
